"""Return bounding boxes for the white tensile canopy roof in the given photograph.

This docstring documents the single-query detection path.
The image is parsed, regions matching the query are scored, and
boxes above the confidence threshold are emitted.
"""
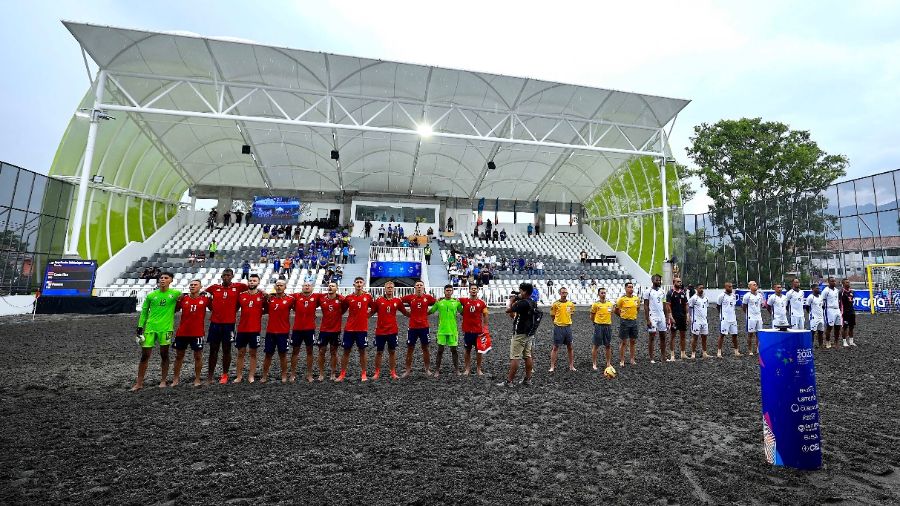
[64,21,689,204]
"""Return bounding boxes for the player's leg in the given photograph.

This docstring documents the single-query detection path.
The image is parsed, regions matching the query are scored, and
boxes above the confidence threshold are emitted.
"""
[289,332,303,382]
[219,328,233,383]
[847,315,856,346]
[549,341,559,372]
[261,334,276,383]
[373,336,385,379]
[388,335,399,379]
[132,333,156,391]
[337,333,353,382]
[434,339,445,378]
[247,336,259,383]
[192,343,203,386]
[358,334,369,381]
[475,342,484,375]
[648,330,657,363]
[421,333,432,375]
[690,329,697,359]
[464,343,473,374]
[717,330,724,358]
[305,341,315,382]
[701,333,709,358]
[172,341,187,386]
[403,340,415,378]
[234,341,246,383]
[732,325,742,356]
[206,325,221,384]
[679,329,687,359]
[449,335,460,374]
[158,342,171,388]
[316,337,328,381]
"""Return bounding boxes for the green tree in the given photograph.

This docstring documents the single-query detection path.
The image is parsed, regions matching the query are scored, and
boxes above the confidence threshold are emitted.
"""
[685,118,847,286]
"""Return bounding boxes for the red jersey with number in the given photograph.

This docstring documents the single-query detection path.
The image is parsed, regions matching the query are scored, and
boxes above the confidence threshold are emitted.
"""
[459,297,488,333]
[343,293,374,332]
[237,291,266,334]
[204,282,249,324]
[292,293,321,331]
[176,295,209,337]
[373,297,404,335]
[319,295,345,333]
[401,294,436,329]
[265,295,294,334]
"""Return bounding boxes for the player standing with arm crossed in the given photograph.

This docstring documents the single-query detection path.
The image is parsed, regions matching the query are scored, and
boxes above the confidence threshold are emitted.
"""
[204,268,248,384]
[261,279,294,383]
[821,277,842,349]
[643,274,669,364]
[401,281,437,378]
[716,282,740,357]
[459,284,489,376]
[767,284,789,328]
[742,281,764,356]
[688,284,710,359]
[806,284,826,348]
[786,278,806,329]
[171,280,210,387]
[549,287,576,372]
[317,282,345,381]
[132,272,181,392]
[290,282,321,383]
[370,280,410,380]
[337,277,374,382]
[666,277,689,360]
[234,274,265,383]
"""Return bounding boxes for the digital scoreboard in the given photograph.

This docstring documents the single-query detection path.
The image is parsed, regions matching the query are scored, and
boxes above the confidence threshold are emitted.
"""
[42,260,97,296]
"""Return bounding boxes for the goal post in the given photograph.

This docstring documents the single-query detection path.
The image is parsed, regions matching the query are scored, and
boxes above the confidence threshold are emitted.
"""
[865,263,900,314]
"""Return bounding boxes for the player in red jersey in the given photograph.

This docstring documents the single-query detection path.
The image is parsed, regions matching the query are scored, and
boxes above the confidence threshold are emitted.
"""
[337,277,374,382]
[316,282,345,382]
[204,268,248,385]
[290,281,321,383]
[459,284,490,376]
[172,280,211,387]
[262,279,294,383]
[369,280,410,380]
[400,280,437,378]
[234,274,265,383]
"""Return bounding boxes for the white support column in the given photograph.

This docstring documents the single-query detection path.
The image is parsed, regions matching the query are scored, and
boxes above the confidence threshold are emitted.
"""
[659,129,670,261]
[65,70,106,257]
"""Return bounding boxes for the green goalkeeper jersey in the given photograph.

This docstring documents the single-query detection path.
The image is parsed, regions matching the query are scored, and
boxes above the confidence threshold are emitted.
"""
[429,298,462,336]
[138,288,182,333]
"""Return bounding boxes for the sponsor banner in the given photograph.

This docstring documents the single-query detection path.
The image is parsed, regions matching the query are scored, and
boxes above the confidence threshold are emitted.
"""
[758,329,822,469]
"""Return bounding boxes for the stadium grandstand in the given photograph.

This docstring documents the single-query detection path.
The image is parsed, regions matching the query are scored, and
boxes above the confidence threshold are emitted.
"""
[15,20,690,312]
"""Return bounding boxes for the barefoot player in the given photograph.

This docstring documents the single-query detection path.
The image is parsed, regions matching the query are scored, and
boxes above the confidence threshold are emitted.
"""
[615,282,640,367]
[204,269,248,384]
[459,284,489,375]
[666,277,689,360]
[840,278,857,347]
[172,280,210,387]
[316,283,344,381]
[821,277,841,349]
[401,281,437,377]
[786,278,806,330]
[132,272,181,391]
[290,281,321,382]
[549,287,576,372]
[590,287,613,370]
[337,277,373,382]
[742,281,764,356]
[767,283,789,328]
[370,280,409,380]
[687,284,710,359]
[234,275,265,383]
[806,284,826,348]
[261,280,294,383]
[429,284,463,378]
[717,282,740,357]
[644,274,668,364]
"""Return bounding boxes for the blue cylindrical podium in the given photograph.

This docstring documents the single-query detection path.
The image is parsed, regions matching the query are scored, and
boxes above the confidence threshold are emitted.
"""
[758,328,822,470]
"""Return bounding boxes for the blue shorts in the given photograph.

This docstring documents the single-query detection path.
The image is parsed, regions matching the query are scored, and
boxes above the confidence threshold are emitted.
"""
[407,328,430,346]
[318,331,341,347]
[173,336,204,351]
[343,331,368,349]
[264,333,289,354]
[553,326,573,345]
[463,332,481,347]
[375,333,398,351]
[291,329,315,348]
[207,323,235,345]
[234,332,260,349]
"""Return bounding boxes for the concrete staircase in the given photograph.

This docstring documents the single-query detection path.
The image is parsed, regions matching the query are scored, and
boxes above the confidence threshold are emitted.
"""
[339,237,371,286]
[426,240,449,287]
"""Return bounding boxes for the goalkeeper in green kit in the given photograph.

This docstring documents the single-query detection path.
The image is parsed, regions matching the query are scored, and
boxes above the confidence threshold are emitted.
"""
[132,272,182,392]
[428,284,462,378]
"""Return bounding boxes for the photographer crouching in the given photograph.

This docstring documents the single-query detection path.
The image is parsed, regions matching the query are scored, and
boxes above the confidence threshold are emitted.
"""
[499,282,538,387]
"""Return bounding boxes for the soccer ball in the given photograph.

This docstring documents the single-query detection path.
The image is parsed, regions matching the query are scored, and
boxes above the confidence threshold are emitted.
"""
[603,365,617,379]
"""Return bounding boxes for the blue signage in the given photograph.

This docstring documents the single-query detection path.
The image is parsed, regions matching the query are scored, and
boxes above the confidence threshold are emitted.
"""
[370,261,422,279]
[42,259,97,296]
[758,329,822,469]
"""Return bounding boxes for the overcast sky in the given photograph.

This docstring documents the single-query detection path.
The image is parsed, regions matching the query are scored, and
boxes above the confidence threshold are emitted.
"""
[1,0,898,212]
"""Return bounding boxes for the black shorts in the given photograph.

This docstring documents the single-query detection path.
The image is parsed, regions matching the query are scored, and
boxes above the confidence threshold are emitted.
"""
[291,329,315,348]
[234,332,260,349]
[207,323,235,345]
[843,312,856,329]
[463,332,481,347]
[671,315,688,332]
[173,336,204,351]
[317,331,341,347]
[620,320,638,341]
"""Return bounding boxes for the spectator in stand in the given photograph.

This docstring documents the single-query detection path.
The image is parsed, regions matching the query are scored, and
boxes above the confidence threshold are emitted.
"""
[427,226,434,237]
[349,246,356,264]
[141,267,153,280]
[187,251,198,267]
[246,210,253,224]
[270,226,280,240]
[334,266,343,284]
[333,245,342,262]
[492,229,499,242]
[398,225,405,238]
[273,257,281,275]
[285,225,293,238]
[378,224,386,241]
[579,273,587,287]
[518,257,526,274]
[546,277,555,298]
[304,270,315,284]
[208,240,218,259]
[293,227,301,240]
[590,278,598,288]
[527,223,534,236]
[580,250,588,264]
[480,267,491,286]
[241,260,251,280]
[486,219,493,236]
[282,256,293,277]
[387,223,394,239]
[424,244,432,264]
[447,216,454,232]
[451,275,460,287]
[474,223,480,237]
[262,224,271,239]
[341,244,350,264]
[234,210,243,225]
[526,261,534,277]
[500,229,507,241]
[535,260,544,276]
[223,211,232,226]
[206,214,215,230]
[500,258,508,271]
[535,223,541,235]
[259,247,269,264]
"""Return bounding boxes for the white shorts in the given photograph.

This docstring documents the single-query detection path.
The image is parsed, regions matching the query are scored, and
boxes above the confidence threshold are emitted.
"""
[691,321,709,336]
[746,318,763,333]
[824,308,842,327]
[790,315,805,330]
[720,320,738,336]
[647,317,667,333]
[809,318,825,332]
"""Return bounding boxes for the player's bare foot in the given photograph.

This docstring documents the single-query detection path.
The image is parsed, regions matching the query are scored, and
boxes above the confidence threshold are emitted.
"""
[702,352,710,359]
[361,372,368,382]
[734,350,743,357]
[171,380,180,387]
[650,359,656,364]
[569,366,577,372]
[219,373,228,385]
[281,376,288,383]
[158,381,167,388]
[619,361,625,367]
[548,367,555,373]
[434,370,440,379]
[425,369,433,377]
[130,384,142,392]
[192,379,202,387]
[248,376,255,383]
[592,364,598,371]
[289,375,296,383]
[401,370,411,379]
[463,369,470,375]
[260,376,268,384]
[456,370,462,376]
[630,359,637,365]
[690,352,696,359]
[234,376,243,383]
[317,375,325,382]
[390,371,400,380]
[306,375,313,383]
[335,371,346,382]
[476,369,484,376]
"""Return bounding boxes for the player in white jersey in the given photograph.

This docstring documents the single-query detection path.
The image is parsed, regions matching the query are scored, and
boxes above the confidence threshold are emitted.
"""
[687,284,710,359]
[742,281,764,356]
[767,284,789,327]
[785,278,806,329]
[643,274,669,364]
[820,277,842,349]
[805,284,825,348]
[716,282,740,357]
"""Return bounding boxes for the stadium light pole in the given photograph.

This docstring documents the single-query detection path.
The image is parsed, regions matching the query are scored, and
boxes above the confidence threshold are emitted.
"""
[65,70,106,257]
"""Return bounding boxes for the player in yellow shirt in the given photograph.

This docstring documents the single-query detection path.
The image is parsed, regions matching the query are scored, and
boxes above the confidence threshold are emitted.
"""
[615,282,640,367]
[549,287,576,373]
[590,287,614,370]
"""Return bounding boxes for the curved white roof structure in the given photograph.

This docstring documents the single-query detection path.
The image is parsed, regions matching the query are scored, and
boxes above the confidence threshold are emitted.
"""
[63,21,689,204]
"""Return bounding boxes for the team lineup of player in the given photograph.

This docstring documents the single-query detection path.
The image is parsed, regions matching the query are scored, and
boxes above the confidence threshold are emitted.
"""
[131,268,859,391]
